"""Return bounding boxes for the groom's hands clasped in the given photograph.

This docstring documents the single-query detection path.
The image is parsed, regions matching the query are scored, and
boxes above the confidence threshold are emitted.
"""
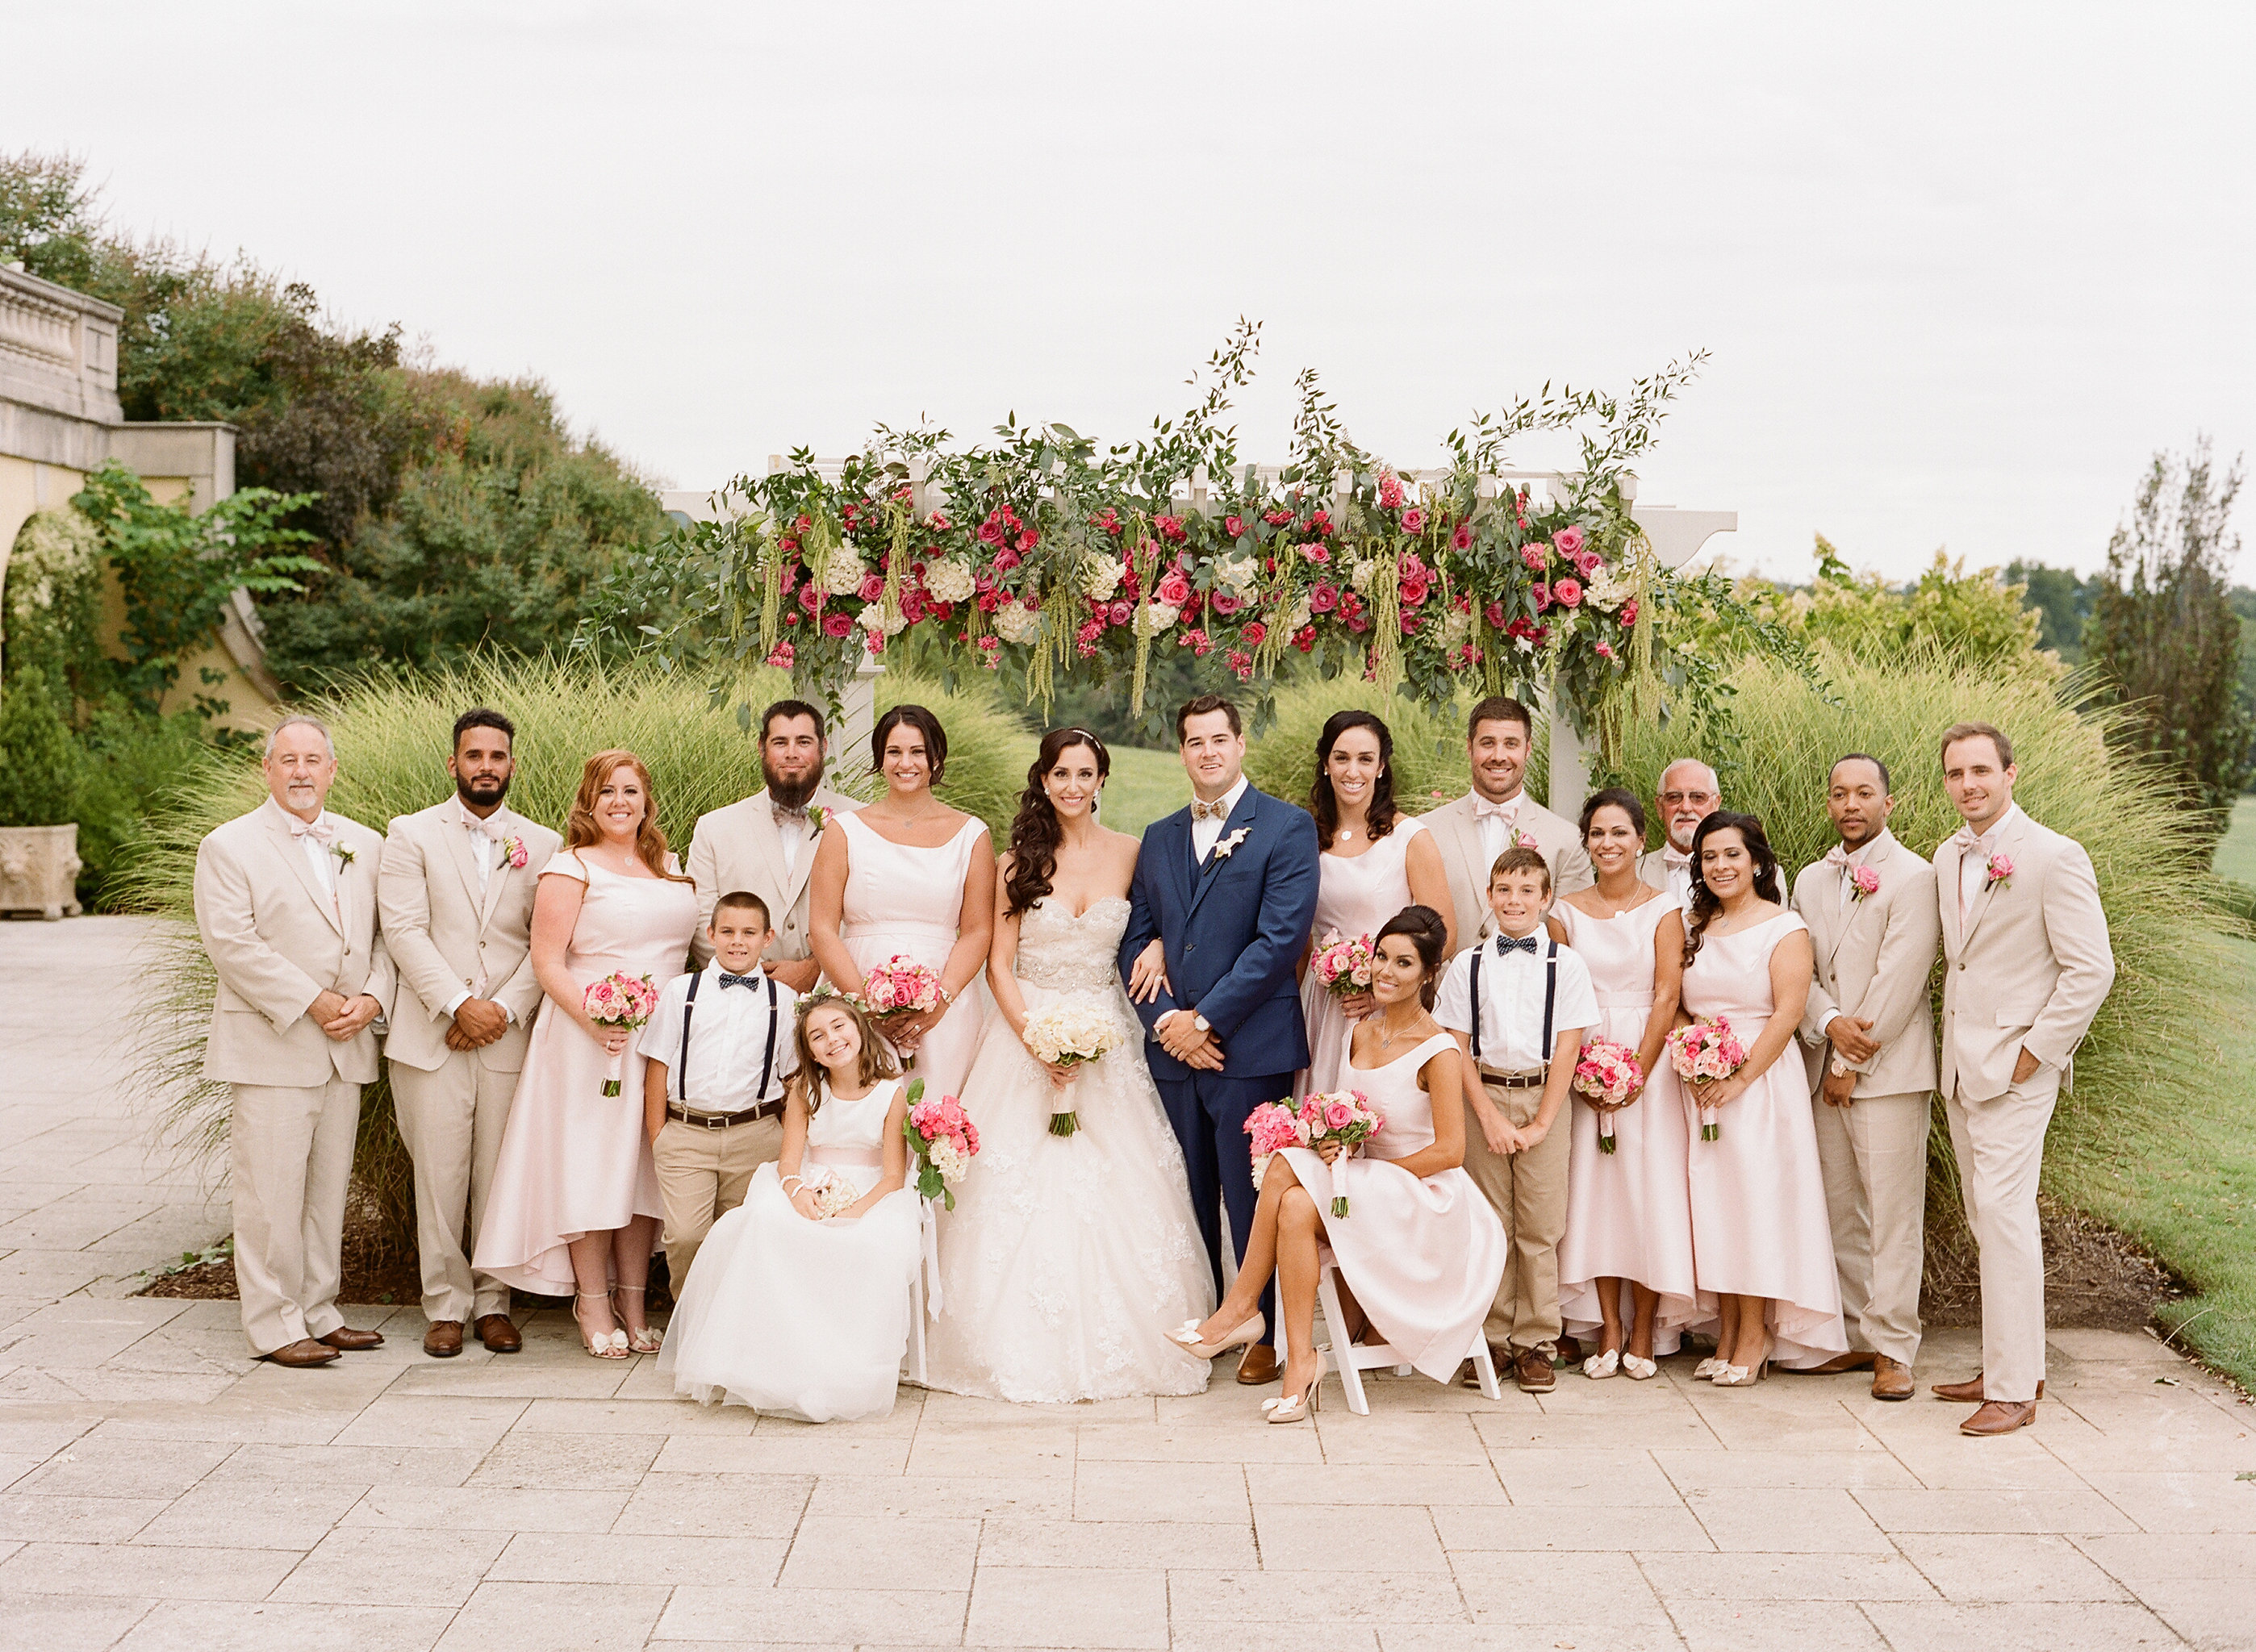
[1155,1008,1226,1070]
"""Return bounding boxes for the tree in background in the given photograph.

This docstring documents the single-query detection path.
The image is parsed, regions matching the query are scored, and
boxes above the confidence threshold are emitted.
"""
[2005,561,2105,667]
[2085,440,2253,841]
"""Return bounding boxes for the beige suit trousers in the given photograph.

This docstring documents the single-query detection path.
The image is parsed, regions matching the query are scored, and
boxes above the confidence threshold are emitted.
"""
[654,1115,784,1287]
[1811,1087,1932,1366]
[390,1055,520,1325]
[1945,1067,2060,1403]
[230,1078,361,1355]
[1460,1078,1570,1352]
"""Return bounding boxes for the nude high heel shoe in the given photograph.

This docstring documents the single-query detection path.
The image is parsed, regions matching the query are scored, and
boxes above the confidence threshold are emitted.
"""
[1166,1312,1265,1361]
[574,1292,629,1359]
[1261,1349,1327,1424]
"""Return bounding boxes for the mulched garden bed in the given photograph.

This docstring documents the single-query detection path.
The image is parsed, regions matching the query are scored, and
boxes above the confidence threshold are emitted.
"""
[1922,1194,2183,1332]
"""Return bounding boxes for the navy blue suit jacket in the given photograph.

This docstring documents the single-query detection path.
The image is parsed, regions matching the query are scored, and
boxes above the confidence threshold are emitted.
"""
[1118,785,1320,1085]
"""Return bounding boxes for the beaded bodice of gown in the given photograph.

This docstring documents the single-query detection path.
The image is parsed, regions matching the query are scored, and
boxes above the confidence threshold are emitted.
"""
[1013,895,1133,994]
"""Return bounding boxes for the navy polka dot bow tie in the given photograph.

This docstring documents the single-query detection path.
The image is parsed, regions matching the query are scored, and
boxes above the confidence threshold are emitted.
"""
[1494,934,1540,956]
[718,972,760,989]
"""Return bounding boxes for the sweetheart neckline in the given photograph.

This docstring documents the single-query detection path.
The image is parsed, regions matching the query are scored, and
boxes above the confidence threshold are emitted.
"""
[1032,895,1132,922]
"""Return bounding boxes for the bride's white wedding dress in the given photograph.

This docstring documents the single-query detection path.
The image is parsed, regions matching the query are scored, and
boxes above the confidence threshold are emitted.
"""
[923,895,1215,1402]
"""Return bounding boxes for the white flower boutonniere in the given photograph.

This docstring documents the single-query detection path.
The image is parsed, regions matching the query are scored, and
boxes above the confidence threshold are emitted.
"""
[332,843,356,868]
[1211,827,1252,861]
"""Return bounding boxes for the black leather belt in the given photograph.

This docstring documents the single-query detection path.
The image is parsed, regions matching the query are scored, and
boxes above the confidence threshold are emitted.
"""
[666,1099,783,1129]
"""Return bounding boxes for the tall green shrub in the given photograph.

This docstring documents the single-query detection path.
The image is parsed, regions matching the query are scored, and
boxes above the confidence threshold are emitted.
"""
[0,668,85,828]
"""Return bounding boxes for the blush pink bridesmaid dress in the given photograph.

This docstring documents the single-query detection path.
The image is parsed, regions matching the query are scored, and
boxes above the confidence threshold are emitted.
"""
[835,810,989,1104]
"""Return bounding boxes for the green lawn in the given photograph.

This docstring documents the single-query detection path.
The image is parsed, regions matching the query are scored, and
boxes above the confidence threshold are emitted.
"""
[2213,796,2256,886]
[1102,745,1186,836]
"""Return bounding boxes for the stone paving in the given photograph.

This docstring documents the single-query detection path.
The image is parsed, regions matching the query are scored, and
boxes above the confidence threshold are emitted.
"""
[1,918,2253,1650]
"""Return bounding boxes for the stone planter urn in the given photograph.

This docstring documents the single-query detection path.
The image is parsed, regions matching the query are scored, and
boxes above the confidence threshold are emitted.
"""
[0,824,82,920]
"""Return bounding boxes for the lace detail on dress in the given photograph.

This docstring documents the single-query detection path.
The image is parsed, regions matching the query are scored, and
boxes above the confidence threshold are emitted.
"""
[1012,895,1134,992]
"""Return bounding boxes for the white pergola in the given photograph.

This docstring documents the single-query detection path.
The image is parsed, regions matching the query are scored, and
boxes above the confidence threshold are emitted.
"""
[660,461,1734,810]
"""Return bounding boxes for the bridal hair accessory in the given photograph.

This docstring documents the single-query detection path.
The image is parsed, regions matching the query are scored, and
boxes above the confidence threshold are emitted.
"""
[1571,1037,1643,1154]
[1021,1001,1125,1137]
[1665,1016,1747,1141]
[583,971,659,1095]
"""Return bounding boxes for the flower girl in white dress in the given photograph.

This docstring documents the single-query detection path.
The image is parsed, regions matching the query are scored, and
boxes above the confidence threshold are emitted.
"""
[659,995,921,1422]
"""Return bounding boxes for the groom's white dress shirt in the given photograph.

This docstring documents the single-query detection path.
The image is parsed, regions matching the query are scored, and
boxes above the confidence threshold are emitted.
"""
[1189,775,1250,864]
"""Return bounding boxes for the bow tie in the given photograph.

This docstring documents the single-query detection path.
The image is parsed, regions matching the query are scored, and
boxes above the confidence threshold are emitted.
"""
[1190,798,1230,822]
[1494,933,1540,955]
[289,815,336,844]
[1473,797,1519,821]
[462,811,505,842]
[1662,847,1691,869]
[1824,845,1853,869]
[1953,822,1993,852]
[718,971,761,990]
[772,804,808,825]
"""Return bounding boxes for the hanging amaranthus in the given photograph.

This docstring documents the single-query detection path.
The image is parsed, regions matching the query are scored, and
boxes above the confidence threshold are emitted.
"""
[1128,515,1164,717]
[881,495,913,633]
[1364,538,1403,691]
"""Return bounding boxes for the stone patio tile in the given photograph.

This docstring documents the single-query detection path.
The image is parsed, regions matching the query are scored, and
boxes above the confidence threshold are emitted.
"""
[2070,1531,2256,1585]
[0,1454,39,1489]
[1895,1533,2135,1602]
[1072,1423,1324,1465]
[612,1471,813,1537]
[1254,1504,1448,1571]
[1306,1412,1490,1466]
[1667,1598,1889,1652]
[1244,1463,1503,1508]
[1172,1566,1467,1621]
[1635,1550,1941,1602]
[1682,1485,1891,1552]
[0,1295,189,1366]
[978,1516,1256,1571]
[779,1514,981,1591]
[0,1491,168,1541]
[1653,1446,1919,1491]
[967,1564,1167,1646]
[115,1600,454,1651]
[656,1584,970,1644]
[1473,1404,1720,1451]
[0,1364,238,1405]
[86,1325,261,1379]
[1447,1550,1673,1628]
[268,1525,508,1607]
[903,1422,1076,1479]
[919,1391,1152,1427]
[79,1401,353,1447]
[1858,1600,2188,1652]
[208,1443,484,1487]
[2076,1471,2256,1533]
[385,1361,636,1400]
[2048,1330,2194,1366]
[806,1473,1070,1521]
[11,1433,231,1499]
[512,1396,756,1435]
[0,1200,161,1251]
[433,1580,668,1650]
[343,1486,628,1533]
[216,1361,410,1414]
[463,1429,663,1491]
[132,1477,369,1550]
[649,1429,913,1477]
[1856,1486,2141,1534]
[1434,1502,1713,1552]
[1488,1447,1683,1506]
[488,1529,788,1586]
[0,1538,301,1599]
[1377,1630,1681,1652]
[1866,1434,2095,1491]
[332,1395,527,1450]
[1078,1460,1249,1522]
[0,1413,98,1457]
[1176,1632,1374,1652]
[0,1594,155,1652]
[1676,1397,1881,1452]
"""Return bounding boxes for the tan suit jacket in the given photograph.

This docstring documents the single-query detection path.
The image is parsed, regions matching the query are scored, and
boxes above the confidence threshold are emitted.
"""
[194,798,395,1087]
[378,801,562,1075]
[1790,830,1940,1099]
[1934,807,2114,1103]
[1635,848,1696,908]
[685,785,860,969]
[1421,791,1594,946]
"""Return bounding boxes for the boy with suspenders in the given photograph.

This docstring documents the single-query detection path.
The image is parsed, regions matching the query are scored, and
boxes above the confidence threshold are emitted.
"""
[1434,846,1598,1392]
[641,891,800,1291]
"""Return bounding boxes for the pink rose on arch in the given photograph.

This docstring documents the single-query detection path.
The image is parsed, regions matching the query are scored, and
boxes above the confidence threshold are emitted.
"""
[1109,599,1133,625]
[1452,520,1473,551]
[977,519,1004,547]
[1209,591,1243,616]
[1554,577,1585,607]
[1400,573,1431,607]
[822,611,854,638]
[798,582,822,612]
[1242,620,1268,646]
[1485,599,1507,628]
[1157,569,1192,606]
[1595,641,1616,661]
[1618,599,1639,627]
[1310,581,1340,615]
[1401,507,1425,533]
[1225,515,1246,538]
[1554,524,1585,557]
[1521,542,1550,571]
[858,573,884,603]
[1531,582,1552,611]
[1300,541,1331,564]
[993,546,1021,572]
[1576,550,1602,577]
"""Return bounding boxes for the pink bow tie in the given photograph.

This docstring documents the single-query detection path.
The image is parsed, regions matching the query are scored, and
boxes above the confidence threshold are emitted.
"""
[1473,798,1519,821]
[1953,824,1984,852]
[1663,847,1690,869]
[290,815,336,844]
[1824,845,1852,869]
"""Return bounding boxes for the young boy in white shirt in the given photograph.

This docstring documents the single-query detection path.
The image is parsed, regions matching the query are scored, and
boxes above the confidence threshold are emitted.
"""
[1434,845,1598,1392]
[641,891,800,1290]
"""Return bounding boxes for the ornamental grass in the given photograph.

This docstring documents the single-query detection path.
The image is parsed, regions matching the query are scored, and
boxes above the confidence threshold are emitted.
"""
[122,654,1034,1263]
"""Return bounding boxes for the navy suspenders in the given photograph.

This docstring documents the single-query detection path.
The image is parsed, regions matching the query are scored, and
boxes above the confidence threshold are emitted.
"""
[675,970,779,1108]
[1468,938,1559,1067]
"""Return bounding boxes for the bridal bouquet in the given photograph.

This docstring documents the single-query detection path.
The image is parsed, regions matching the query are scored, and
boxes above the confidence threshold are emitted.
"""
[1243,1099,1312,1193]
[1302,1089,1386,1216]
[902,1078,981,1211]
[1572,1037,1644,1155]
[583,970,659,1096]
[1309,930,1377,1000]
[1020,1001,1125,1137]
[806,1169,862,1220]
[863,955,943,1016]
[1665,1017,1748,1142]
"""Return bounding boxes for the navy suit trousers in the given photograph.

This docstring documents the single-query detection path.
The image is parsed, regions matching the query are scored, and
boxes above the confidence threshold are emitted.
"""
[1154,1066,1295,1348]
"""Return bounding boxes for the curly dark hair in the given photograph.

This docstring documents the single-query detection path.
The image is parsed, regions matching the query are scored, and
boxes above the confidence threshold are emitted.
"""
[1681,811,1785,966]
[1374,903,1450,1009]
[1309,709,1399,849]
[1004,728,1111,918]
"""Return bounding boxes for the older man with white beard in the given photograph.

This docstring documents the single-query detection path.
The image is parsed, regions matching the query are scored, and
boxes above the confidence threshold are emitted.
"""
[1636,758,1719,907]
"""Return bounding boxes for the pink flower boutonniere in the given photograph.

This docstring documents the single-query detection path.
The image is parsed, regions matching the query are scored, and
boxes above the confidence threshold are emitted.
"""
[499,833,529,871]
[1848,866,1880,903]
[806,804,829,835]
[1985,852,2014,892]
[1514,829,1540,851]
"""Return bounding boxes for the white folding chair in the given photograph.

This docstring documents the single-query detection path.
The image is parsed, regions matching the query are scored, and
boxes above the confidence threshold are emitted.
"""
[1277,1245,1502,1415]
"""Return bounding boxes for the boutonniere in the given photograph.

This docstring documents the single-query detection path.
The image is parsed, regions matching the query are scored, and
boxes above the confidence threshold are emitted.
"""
[499,832,529,870]
[806,804,829,835]
[1984,852,2014,892]
[331,842,356,868]
[1848,866,1880,903]
[1211,827,1252,861]
[1514,828,1540,851]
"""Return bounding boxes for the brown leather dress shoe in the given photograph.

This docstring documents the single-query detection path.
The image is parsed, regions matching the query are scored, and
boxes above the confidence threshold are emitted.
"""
[319,1325,385,1351]
[264,1337,341,1368]
[422,1320,464,1358]
[1870,1355,1914,1400]
[1932,1374,2044,1403]
[1514,1347,1556,1392]
[1555,1334,1584,1366]
[1460,1343,1511,1389]
[475,1315,523,1354]
[1797,1350,1878,1375]
[1960,1399,2037,1436]
[1236,1344,1280,1385]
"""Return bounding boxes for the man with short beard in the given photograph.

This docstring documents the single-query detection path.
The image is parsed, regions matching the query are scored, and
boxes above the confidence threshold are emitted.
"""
[1636,758,1719,907]
[685,699,859,990]
[379,707,561,1358]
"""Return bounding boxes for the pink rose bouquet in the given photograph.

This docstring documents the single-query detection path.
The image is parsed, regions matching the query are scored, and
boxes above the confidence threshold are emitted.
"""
[902,1078,980,1210]
[1309,929,1377,1002]
[1665,1016,1748,1142]
[583,970,660,1095]
[1301,1088,1386,1216]
[1571,1037,1644,1155]
[1243,1099,1311,1194]
[863,955,943,1016]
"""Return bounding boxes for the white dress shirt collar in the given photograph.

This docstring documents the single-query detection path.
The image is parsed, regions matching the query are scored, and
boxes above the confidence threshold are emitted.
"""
[1190,775,1251,862]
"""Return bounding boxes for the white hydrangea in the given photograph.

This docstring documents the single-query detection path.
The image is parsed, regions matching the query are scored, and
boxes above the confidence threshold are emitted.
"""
[1287,596,1312,632]
[819,549,868,596]
[928,1138,970,1182]
[1441,607,1471,649]
[1514,634,1538,655]
[993,603,1045,645]
[1585,566,1631,610]
[1349,558,1376,594]
[1214,553,1259,597]
[859,603,908,638]
[1080,555,1126,602]
[923,556,976,604]
[1138,600,1180,635]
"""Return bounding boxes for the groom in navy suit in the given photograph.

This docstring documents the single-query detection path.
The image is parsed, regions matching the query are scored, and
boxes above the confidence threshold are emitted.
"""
[1120,694,1319,1384]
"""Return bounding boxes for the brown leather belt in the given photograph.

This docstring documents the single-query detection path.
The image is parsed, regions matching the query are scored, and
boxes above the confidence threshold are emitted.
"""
[666,1099,783,1130]
[1481,1067,1549,1090]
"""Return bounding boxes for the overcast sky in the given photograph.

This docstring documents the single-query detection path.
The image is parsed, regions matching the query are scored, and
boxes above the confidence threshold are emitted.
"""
[9,2,2251,581]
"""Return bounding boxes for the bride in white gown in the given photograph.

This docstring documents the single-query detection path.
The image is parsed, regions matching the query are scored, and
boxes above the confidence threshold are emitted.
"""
[923,729,1215,1403]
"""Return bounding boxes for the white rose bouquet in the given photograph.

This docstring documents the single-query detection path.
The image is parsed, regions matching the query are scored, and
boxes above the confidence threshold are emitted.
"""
[1021,1000,1125,1137]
